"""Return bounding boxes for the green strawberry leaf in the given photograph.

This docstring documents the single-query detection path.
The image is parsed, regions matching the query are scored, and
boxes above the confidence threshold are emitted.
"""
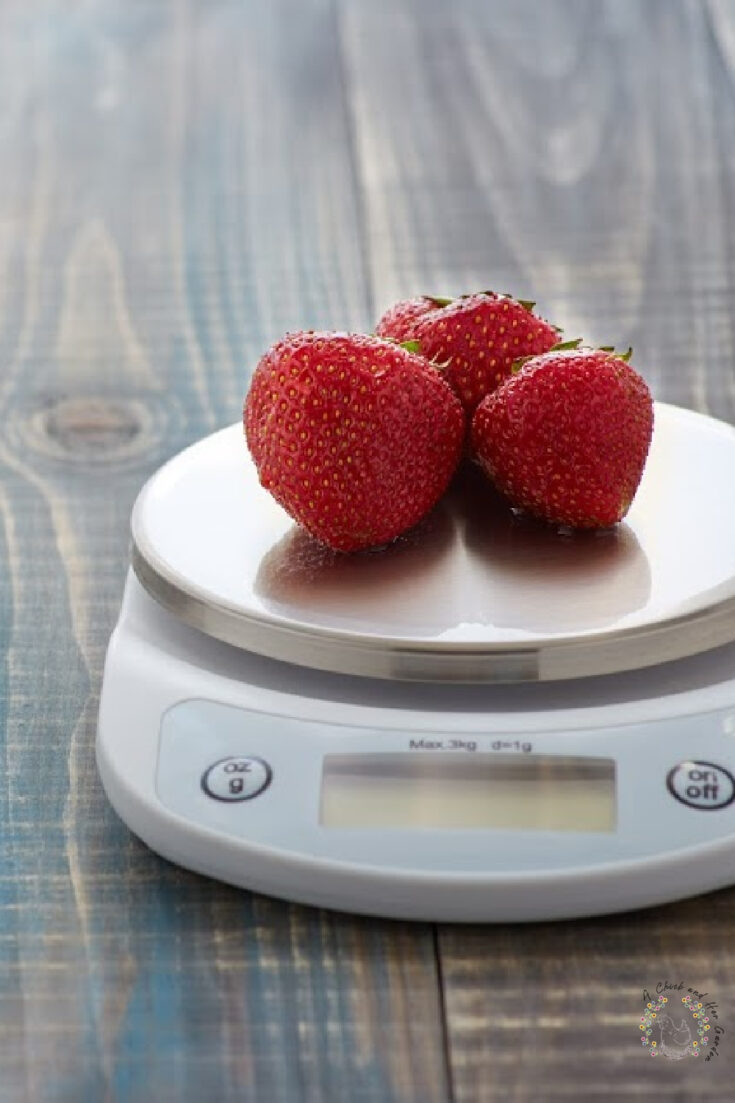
[599,344,634,362]
[425,295,453,307]
[400,339,422,355]
[550,338,583,352]
[510,337,581,375]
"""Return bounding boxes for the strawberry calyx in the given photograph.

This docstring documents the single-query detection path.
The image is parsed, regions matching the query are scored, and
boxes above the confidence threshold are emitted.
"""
[479,290,540,313]
[550,338,584,351]
[399,339,422,355]
[599,345,633,363]
[510,340,634,376]
[398,336,448,372]
[380,334,425,356]
[511,338,582,374]
[425,291,539,313]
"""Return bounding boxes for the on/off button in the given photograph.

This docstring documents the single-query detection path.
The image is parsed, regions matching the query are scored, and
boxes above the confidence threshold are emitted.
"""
[666,760,735,810]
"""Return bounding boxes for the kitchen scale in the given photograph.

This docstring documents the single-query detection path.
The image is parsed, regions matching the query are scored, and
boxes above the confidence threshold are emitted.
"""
[97,402,735,922]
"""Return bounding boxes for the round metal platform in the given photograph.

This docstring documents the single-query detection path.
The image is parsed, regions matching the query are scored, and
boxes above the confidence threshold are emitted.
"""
[131,402,735,682]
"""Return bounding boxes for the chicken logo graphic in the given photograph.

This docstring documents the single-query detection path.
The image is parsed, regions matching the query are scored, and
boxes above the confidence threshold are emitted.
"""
[639,994,710,1058]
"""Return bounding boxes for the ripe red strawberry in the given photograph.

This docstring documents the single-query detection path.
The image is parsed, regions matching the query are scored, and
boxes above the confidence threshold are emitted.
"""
[471,347,654,528]
[374,296,439,344]
[244,332,464,551]
[376,292,558,414]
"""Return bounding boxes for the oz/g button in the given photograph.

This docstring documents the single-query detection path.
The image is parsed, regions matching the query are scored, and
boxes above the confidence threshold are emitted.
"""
[666,760,735,810]
[201,757,272,802]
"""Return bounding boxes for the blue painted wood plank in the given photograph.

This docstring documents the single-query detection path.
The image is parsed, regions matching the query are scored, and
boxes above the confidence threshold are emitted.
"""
[0,1,449,1100]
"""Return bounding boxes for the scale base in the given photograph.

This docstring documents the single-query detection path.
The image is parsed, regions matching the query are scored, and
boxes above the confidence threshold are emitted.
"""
[97,573,735,922]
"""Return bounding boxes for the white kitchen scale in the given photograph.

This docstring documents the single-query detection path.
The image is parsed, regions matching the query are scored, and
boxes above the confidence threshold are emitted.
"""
[97,402,735,922]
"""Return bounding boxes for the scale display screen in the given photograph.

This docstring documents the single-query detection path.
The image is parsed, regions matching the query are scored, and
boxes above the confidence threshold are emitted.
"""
[320,753,616,832]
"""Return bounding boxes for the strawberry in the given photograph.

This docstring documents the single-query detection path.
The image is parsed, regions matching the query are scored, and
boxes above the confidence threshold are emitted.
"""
[374,296,438,344]
[244,332,464,551]
[470,347,654,529]
[375,291,558,414]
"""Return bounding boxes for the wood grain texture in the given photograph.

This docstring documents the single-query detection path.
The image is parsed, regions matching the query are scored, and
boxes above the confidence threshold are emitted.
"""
[3,0,735,1100]
[0,2,447,1101]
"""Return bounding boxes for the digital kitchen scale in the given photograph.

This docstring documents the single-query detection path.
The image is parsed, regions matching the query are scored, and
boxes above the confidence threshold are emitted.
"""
[97,402,735,921]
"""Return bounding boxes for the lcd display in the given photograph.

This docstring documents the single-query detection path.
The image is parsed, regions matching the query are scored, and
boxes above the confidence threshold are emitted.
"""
[320,753,615,832]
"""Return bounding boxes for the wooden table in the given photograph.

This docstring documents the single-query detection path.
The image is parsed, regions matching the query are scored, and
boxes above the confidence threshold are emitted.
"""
[2,1,734,1098]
